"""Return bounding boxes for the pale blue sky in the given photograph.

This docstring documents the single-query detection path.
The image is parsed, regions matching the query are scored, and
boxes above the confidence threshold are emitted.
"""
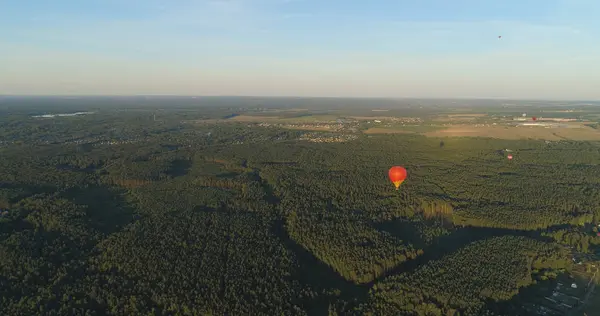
[1,0,599,99]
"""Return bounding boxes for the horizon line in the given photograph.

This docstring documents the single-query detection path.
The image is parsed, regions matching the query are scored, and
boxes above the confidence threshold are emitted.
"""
[1,94,599,102]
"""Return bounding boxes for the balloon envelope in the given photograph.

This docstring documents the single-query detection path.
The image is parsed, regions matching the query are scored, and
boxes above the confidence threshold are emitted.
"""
[388,166,407,190]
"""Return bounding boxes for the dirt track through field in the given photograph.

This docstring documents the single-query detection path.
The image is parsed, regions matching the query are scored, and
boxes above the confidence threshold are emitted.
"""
[423,125,600,141]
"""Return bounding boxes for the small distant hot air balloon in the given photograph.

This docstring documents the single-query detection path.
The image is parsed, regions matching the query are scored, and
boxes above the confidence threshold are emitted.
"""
[388,166,407,190]
[498,35,502,39]
[532,116,537,121]
[507,155,513,160]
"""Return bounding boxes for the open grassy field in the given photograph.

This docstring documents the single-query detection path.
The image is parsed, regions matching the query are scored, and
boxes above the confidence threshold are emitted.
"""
[228,115,282,122]
[191,113,340,124]
[363,127,415,134]
[431,113,490,122]
[424,124,600,141]
[227,114,339,123]
[364,125,445,134]
[188,105,600,142]
[277,114,339,122]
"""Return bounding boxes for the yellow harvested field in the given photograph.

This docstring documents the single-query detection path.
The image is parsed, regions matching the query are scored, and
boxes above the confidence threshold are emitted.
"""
[363,128,415,134]
[424,124,600,140]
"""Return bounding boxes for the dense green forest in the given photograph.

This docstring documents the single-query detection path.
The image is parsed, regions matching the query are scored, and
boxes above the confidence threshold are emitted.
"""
[360,236,570,315]
[1,98,599,315]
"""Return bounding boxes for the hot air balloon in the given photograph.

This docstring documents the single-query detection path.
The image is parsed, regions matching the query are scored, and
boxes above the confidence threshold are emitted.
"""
[532,116,537,121]
[388,166,407,190]
[507,155,513,160]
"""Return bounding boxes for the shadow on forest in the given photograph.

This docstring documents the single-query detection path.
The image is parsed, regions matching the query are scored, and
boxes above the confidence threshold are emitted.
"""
[167,159,192,177]
[216,172,239,179]
[191,205,221,214]
[0,182,57,201]
[485,277,560,315]
[271,219,369,315]
[55,163,97,173]
[262,162,298,166]
[76,143,95,152]
[160,144,179,151]
[252,168,280,205]
[375,220,428,250]
[252,167,367,314]
[190,204,364,314]
[0,183,64,235]
[61,186,135,235]
[374,220,552,285]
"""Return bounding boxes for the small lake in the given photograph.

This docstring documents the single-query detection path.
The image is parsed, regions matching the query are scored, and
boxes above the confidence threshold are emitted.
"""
[32,111,95,118]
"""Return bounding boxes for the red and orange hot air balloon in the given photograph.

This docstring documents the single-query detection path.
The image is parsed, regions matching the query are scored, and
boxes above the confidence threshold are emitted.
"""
[388,166,407,190]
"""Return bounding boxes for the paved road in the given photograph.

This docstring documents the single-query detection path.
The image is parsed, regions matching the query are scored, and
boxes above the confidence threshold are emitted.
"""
[571,267,597,316]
